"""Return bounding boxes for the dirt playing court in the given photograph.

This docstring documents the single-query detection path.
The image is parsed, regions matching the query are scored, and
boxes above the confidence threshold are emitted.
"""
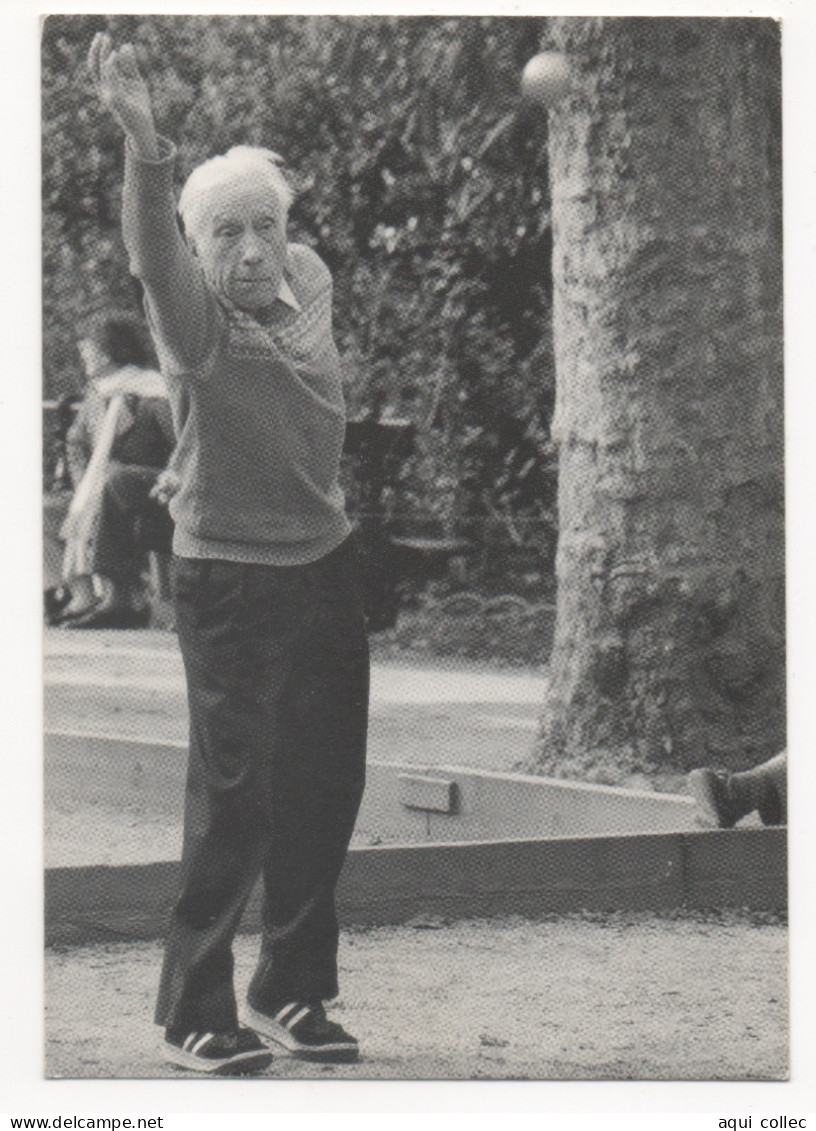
[43,629,787,1082]
[45,910,787,1081]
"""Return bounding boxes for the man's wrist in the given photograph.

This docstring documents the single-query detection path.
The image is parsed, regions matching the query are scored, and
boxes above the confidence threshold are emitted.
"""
[125,131,176,168]
[125,122,160,161]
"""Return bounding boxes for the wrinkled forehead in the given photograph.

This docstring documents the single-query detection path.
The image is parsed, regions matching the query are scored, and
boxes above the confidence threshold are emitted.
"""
[184,170,287,235]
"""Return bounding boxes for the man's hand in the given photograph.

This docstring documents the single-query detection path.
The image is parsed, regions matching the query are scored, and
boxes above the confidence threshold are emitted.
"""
[88,32,159,159]
[150,468,181,507]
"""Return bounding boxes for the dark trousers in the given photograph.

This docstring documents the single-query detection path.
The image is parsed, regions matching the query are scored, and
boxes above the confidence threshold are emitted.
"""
[731,751,788,825]
[93,463,172,587]
[155,536,369,1034]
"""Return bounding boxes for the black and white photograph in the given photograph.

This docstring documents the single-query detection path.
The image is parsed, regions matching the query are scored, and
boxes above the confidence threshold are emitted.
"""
[16,0,813,1104]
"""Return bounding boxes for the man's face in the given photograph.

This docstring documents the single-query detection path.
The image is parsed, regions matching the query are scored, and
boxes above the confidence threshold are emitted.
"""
[187,174,288,314]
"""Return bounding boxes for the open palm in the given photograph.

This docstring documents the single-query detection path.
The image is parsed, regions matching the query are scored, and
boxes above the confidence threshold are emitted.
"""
[88,32,155,141]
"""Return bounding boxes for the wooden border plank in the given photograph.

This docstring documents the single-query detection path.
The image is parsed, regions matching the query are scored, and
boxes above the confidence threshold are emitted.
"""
[44,828,786,947]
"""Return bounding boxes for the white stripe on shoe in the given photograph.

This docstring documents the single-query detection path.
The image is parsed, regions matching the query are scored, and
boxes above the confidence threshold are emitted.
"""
[164,1045,272,1075]
[285,1006,311,1030]
[243,1004,359,1063]
[191,1033,214,1055]
[164,1031,273,1075]
[274,1003,301,1025]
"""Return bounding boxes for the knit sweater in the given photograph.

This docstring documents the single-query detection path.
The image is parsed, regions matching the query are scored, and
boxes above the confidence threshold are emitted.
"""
[122,136,351,566]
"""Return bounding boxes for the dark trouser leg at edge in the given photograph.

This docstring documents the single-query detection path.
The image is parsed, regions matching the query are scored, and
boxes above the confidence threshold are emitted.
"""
[155,538,369,1035]
[729,751,787,826]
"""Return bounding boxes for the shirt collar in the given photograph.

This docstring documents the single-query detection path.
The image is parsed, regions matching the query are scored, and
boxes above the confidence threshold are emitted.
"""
[277,276,301,312]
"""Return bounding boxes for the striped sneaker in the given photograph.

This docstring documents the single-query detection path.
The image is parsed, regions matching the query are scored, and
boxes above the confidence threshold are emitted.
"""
[244,1001,359,1063]
[164,1027,273,1075]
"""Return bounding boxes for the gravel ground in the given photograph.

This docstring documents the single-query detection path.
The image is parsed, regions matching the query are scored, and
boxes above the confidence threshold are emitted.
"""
[43,631,787,1083]
[44,629,548,775]
[45,910,787,1081]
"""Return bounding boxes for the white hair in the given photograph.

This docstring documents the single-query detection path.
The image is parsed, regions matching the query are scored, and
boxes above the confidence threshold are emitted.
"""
[178,146,294,240]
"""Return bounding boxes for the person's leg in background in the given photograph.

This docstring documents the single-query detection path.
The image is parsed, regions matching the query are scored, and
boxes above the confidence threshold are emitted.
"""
[93,463,163,597]
[63,462,168,627]
[729,751,787,826]
[689,751,788,827]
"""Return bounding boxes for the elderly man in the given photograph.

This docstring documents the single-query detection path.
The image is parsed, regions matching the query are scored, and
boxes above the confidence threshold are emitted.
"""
[88,33,369,1074]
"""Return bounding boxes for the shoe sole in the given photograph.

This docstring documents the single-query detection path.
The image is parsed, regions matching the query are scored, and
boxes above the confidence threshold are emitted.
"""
[244,1005,359,1063]
[164,1044,273,1075]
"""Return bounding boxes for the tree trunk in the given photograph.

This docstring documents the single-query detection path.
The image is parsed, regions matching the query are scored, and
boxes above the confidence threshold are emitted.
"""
[536,18,785,781]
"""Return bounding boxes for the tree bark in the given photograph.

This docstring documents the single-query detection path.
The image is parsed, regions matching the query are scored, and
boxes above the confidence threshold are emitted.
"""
[536,18,785,780]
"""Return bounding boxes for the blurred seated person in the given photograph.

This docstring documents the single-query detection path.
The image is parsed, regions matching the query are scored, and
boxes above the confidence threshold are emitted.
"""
[46,311,177,627]
[688,751,787,828]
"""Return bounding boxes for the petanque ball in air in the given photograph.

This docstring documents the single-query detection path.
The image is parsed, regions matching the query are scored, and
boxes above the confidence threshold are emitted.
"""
[520,52,572,108]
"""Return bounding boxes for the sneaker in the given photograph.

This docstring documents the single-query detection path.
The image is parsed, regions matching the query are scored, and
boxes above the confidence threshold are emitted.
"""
[44,575,97,626]
[688,768,740,828]
[164,1027,273,1075]
[244,1001,359,1063]
[44,583,73,625]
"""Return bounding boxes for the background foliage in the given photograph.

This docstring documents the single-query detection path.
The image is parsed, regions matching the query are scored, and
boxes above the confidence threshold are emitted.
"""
[42,15,557,596]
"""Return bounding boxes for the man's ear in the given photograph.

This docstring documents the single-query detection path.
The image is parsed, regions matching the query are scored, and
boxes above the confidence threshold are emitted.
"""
[177,212,198,257]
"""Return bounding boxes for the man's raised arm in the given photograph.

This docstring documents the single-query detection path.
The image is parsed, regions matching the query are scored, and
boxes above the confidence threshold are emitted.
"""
[87,32,216,373]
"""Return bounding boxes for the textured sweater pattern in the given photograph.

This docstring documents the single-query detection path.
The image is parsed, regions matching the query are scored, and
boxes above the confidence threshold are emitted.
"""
[122,137,351,566]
